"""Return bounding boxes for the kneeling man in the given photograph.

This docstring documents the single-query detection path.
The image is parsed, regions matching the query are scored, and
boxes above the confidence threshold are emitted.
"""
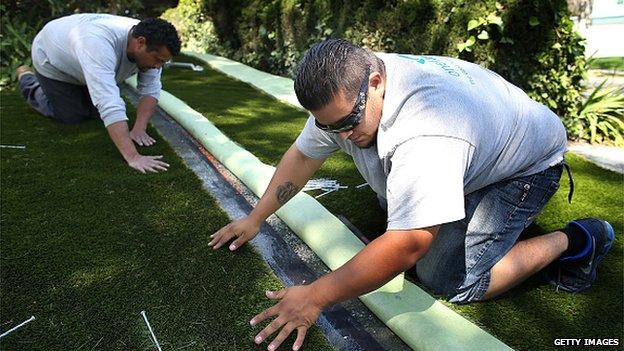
[17,14,181,173]
[210,39,614,351]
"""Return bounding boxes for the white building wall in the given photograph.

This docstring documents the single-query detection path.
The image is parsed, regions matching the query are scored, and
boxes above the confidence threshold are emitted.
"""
[573,0,624,58]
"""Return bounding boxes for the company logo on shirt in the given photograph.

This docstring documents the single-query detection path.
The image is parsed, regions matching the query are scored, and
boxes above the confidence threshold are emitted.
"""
[398,54,476,85]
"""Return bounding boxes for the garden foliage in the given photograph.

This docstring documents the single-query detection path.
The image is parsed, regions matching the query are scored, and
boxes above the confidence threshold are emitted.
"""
[1,0,621,144]
[0,1,175,86]
[162,0,623,145]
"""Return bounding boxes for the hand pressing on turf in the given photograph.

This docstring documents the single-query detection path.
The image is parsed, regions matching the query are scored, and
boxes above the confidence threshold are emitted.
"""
[128,154,169,173]
[129,129,156,146]
[209,216,261,251]
[250,286,324,351]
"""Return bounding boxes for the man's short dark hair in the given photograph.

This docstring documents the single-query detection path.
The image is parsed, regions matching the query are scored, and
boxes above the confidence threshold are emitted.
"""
[132,18,181,56]
[294,39,385,111]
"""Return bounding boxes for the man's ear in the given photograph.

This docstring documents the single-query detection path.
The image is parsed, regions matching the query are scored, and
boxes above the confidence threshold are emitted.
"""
[136,36,147,49]
[370,72,385,96]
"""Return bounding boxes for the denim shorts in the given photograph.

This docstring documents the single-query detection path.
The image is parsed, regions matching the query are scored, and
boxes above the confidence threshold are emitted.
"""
[414,163,564,303]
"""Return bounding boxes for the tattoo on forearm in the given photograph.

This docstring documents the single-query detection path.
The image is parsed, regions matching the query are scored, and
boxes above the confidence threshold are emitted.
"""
[276,181,298,205]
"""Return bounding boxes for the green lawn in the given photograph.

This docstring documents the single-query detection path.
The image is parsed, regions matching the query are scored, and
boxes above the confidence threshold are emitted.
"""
[588,56,624,71]
[0,90,333,350]
[159,55,624,351]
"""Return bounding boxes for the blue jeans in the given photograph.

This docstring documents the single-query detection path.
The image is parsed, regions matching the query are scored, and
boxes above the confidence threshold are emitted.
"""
[415,163,563,303]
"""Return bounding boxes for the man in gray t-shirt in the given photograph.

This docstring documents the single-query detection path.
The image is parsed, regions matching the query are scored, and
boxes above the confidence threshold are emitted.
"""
[209,39,614,350]
[17,14,181,173]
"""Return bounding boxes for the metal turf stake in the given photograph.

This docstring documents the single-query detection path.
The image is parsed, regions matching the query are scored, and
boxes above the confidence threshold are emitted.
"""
[315,188,337,199]
[141,310,162,351]
[0,315,35,340]
[164,62,204,72]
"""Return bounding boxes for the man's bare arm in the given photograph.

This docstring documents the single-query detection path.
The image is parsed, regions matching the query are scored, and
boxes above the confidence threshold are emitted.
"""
[209,143,325,250]
[249,226,439,350]
[129,96,158,146]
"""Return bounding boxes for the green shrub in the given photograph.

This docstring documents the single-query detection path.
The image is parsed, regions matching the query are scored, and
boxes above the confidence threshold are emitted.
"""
[161,0,224,55]
[574,82,624,146]
[0,0,167,89]
[0,5,37,87]
[160,0,624,142]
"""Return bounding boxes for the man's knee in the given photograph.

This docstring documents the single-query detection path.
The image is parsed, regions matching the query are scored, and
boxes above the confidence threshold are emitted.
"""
[52,99,99,123]
[416,263,491,304]
[446,274,491,304]
[415,263,458,297]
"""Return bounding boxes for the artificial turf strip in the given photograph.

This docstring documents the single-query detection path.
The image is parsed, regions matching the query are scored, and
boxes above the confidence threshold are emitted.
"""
[0,91,334,351]
[160,55,623,351]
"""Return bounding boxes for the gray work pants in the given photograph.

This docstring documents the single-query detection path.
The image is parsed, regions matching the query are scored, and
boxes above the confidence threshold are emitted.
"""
[18,72,99,123]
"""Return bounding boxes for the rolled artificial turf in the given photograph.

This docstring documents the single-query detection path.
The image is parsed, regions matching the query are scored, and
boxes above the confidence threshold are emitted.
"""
[156,54,624,351]
[0,90,334,350]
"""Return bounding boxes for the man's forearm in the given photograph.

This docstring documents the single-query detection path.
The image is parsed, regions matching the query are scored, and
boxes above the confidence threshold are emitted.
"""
[133,96,158,131]
[310,229,436,308]
[249,143,324,223]
[106,121,139,162]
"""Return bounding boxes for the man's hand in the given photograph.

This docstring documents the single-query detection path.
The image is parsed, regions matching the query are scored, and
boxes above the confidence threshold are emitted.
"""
[127,154,169,173]
[131,95,158,146]
[209,216,261,251]
[106,121,168,173]
[250,286,324,351]
[129,129,156,146]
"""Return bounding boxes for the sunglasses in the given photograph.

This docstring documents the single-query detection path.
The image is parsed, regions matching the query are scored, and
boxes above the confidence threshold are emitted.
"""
[315,67,371,133]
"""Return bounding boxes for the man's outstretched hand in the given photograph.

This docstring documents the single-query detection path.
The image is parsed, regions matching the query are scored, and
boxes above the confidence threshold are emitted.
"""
[209,216,261,251]
[127,154,169,173]
[250,286,324,351]
[129,129,156,146]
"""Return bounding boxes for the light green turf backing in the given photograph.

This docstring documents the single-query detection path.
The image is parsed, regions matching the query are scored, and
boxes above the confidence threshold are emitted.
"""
[184,52,304,109]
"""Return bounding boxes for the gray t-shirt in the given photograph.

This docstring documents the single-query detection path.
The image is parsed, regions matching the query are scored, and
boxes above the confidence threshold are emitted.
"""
[295,54,567,230]
[31,13,162,127]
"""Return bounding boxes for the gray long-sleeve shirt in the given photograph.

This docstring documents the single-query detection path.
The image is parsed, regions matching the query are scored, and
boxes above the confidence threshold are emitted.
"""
[31,13,162,127]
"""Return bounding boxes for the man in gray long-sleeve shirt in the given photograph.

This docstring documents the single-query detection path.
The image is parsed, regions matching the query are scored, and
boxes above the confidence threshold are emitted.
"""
[17,14,181,173]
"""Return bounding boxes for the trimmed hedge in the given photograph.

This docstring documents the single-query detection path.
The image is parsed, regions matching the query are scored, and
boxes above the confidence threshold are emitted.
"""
[162,0,588,129]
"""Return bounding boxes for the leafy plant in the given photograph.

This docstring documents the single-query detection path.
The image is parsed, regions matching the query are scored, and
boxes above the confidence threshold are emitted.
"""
[575,81,624,146]
[0,1,151,89]
[0,6,33,87]
[523,13,588,134]
[161,0,223,55]
[457,3,507,53]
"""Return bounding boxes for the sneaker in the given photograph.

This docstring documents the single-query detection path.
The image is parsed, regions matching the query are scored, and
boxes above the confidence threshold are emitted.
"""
[543,218,615,293]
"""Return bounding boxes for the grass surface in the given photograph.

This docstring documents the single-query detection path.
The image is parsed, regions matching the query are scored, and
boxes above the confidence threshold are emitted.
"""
[0,90,333,350]
[588,56,624,71]
[159,55,624,351]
